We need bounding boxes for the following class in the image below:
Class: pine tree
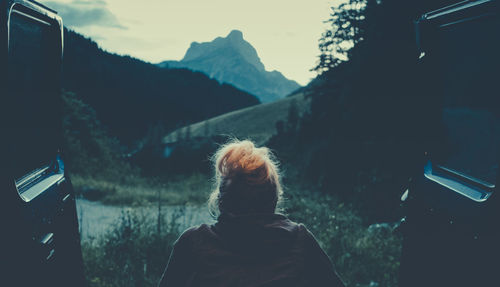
[314,0,368,73]
[286,99,299,133]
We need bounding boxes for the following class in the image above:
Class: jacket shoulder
[294,222,312,236]
[294,223,323,247]
[175,224,214,245]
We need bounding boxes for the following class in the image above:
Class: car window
[435,13,500,186]
[7,9,61,181]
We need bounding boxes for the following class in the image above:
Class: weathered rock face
[158,30,301,103]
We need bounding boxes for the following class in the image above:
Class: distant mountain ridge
[158,30,301,103]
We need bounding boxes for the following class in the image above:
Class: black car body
[0,0,84,286]
[400,1,500,286]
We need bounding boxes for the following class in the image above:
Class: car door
[0,1,84,286]
[399,1,500,287]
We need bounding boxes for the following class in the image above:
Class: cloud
[45,0,126,29]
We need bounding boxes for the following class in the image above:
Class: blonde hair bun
[208,139,283,217]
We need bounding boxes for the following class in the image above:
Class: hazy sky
[43,0,344,85]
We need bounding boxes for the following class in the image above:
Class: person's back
[159,140,345,287]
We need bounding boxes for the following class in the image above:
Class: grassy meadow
[163,92,310,145]
[78,175,402,287]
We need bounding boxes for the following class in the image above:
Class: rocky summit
[158,30,301,103]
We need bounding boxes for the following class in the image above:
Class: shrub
[82,209,185,287]
[285,186,401,287]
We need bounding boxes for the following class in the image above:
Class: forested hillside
[268,0,463,221]
[162,92,310,146]
[62,30,260,144]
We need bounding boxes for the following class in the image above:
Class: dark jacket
[158,213,345,287]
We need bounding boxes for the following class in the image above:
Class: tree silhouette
[203,120,210,137]
[286,99,299,133]
[314,0,368,73]
[275,120,285,136]
[184,125,191,141]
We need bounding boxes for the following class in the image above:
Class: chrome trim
[56,177,66,186]
[46,249,55,260]
[424,161,493,202]
[26,0,58,14]
[19,173,64,202]
[439,12,496,28]
[7,2,63,56]
[15,166,49,187]
[401,189,409,202]
[40,232,54,245]
[425,0,492,20]
[437,165,495,188]
[10,9,50,26]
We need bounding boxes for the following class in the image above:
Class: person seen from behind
[159,139,345,287]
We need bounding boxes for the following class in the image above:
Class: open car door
[0,1,84,286]
[400,1,500,286]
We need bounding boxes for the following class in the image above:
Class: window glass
[7,10,61,181]
[435,14,500,185]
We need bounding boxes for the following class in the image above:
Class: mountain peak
[181,29,265,72]
[159,30,301,103]
[227,29,243,40]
